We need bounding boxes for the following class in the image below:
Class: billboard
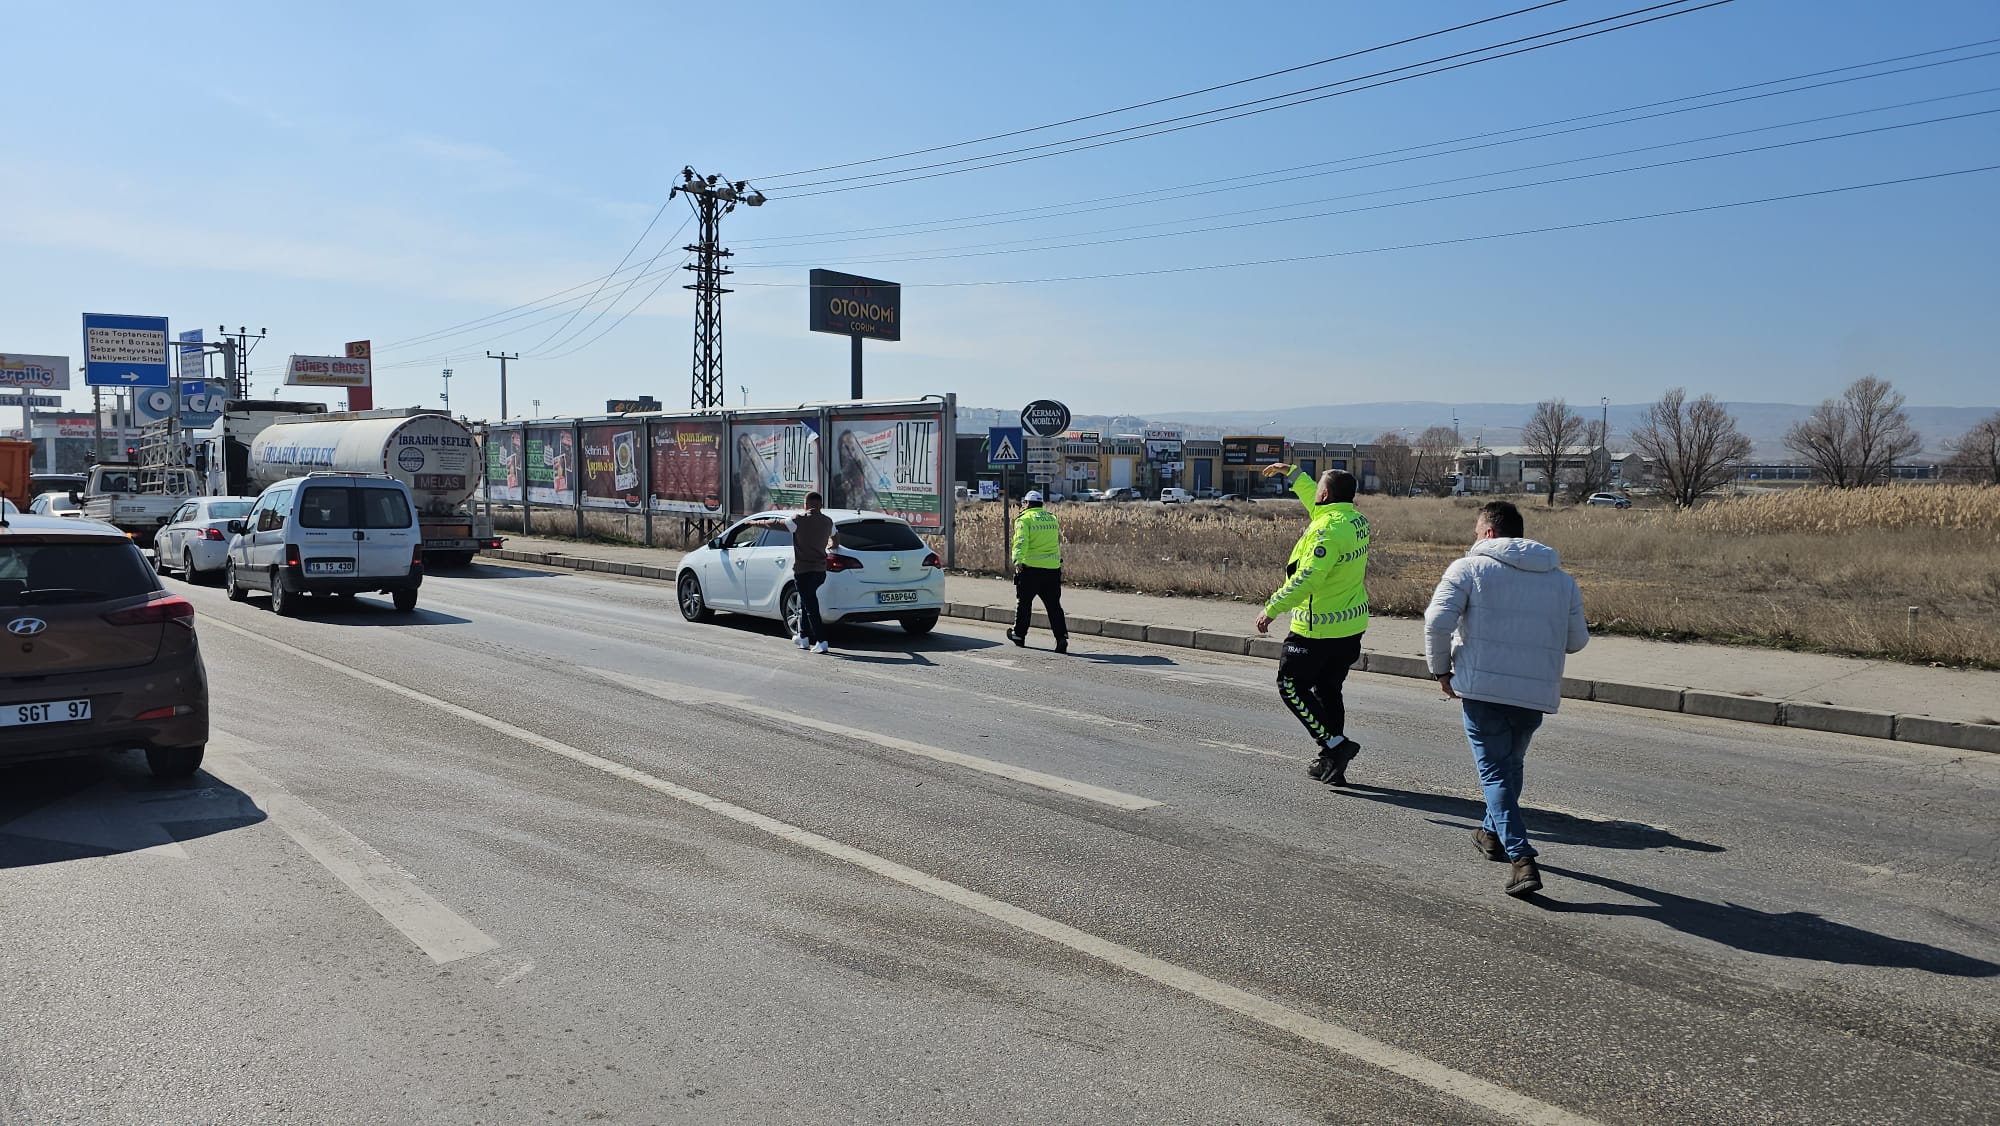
[729,418,820,515]
[830,414,942,529]
[1,353,70,390]
[525,426,574,504]
[809,269,901,341]
[486,428,524,502]
[133,384,228,428]
[1144,428,1183,464]
[285,354,372,387]
[1222,435,1286,466]
[647,419,723,515]
[580,423,643,510]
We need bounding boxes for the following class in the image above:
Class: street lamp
[440,368,453,414]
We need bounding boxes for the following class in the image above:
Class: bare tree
[1628,388,1753,508]
[1372,431,1415,496]
[1520,399,1585,506]
[1783,376,1923,487]
[1415,425,1461,495]
[1944,412,2000,484]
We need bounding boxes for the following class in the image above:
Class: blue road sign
[988,426,1025,466]
[82,313,171,388]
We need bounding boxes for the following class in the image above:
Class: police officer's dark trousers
[1276,632,1363,746]
[1013,566,1067,641]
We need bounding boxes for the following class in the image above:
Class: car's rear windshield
[836,519,925,551]
[207,501,253,519]
[0,540,161,607]
[298,486,413,530]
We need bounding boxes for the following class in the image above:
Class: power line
[749,1,1575,181]
[732,98,2000,268]
[729,165,1999,289]
[525,214,694,358]
[533,256,692,362]
[524,210,689,353]
[735,41,2000,250]
[761,0,1736,196]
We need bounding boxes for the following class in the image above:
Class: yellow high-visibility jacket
[1012,506,1062,569]
[1264,471,1370,638]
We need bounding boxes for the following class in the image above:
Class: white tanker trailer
[248,408,499,566]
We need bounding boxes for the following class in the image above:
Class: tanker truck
[248,408,500,566]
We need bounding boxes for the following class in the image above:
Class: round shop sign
[397,446,426,473]
[1020,399,1071,438]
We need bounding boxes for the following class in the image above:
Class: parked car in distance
[225,474,425,615]
[29,473,87,498]
[1195,488,1224,499]
[1,513,208,778]
[156,496,258,583]
[676,510,944,637]
[1219,493,1253,503]
[1100,487,1144,502]
[1585,492,1633,508]
[27,491,85,518]
[1159,488,1193,504]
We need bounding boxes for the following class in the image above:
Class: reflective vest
[1264,472,1370,638]
[1012,506,1062,569]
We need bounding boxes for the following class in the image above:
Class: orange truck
[0,439,33,511]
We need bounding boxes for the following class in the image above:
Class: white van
[223,474,425,615]
[1159,487,1193,504]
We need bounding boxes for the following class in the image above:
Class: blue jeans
[1461,699,1545,859]
[795,570,827,644]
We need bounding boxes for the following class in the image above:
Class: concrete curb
[482,549,2000,755]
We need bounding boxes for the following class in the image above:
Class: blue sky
[4,0,1996,423]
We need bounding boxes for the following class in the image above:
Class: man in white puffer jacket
[1424,501,1589,898]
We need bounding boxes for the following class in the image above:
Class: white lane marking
[590,669,1160,812]
[495,960,536,988]
[959,653,1022,671]
[1200,739,1302,761]
[205,619,1598,1126]
[206,733,502,965]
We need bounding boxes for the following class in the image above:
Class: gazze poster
[581,423,642,509]
[647,419,723,515]
[487,429,524,502]
[525,426,575,505]
[729,418,820,515]
[830,414,941,528]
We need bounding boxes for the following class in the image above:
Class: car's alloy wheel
[678,573,712,622]
[225,561,247,602]
[269,573,297,616]
[183,550,199,584]
[782,585,803,639]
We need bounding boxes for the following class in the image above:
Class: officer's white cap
[1024,490,1044,503]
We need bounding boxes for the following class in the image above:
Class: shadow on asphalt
[244,597,475,627]
[1530,865,2000,977]
[1335,782,1726,853]
[0,757,267,870]
[698,611,1004,656]
[440,563,564,580]
[1068,652,1179,666]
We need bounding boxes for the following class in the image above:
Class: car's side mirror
[226,520,247,536]
[708,537,724,550]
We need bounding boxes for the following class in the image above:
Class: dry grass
[950,488,2000,667]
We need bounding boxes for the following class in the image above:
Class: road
[3,561,1996,1124]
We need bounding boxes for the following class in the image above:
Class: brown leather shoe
[1505,857,1543,897]
[1472,828,1507,862]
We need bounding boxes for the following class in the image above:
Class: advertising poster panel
[525,426,575,505]
[580,422,643,509]
[729,418,820,515]
[830,413,942,528]
[647,419,723,515]
[1222,435,1286,466]
[486,428,524,502]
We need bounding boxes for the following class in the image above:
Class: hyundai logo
[6,617,48,637]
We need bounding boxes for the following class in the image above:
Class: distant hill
[959,401,1995,461]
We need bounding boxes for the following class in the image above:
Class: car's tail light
[285,544,303,570]
[412,545,425,566]
[201,527,226,540]
[135,704,197,721]
[825,553,863,572]
[103,592,195,630]
[922,552,941,569]
[485,539,502,549]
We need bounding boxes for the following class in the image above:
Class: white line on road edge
[205,617,1598,1125]
[590,669,1161,812]
[205,732,502,965]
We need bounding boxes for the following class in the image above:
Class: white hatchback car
[676,510,944,637]
[155,496,259,582]
[26,491,86,518]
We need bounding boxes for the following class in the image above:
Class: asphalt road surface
[3,561,1996,1125]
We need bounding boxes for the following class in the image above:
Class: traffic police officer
[1254,463,1371,784]
[1008,490,1069,653]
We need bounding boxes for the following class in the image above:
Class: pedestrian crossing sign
[988,426,1025,466]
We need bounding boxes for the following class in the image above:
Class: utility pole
[532,398,541,418]
[671,167,765,412]
[217,326,267,399]
[486,351,518,420]
[440,368,454,415]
